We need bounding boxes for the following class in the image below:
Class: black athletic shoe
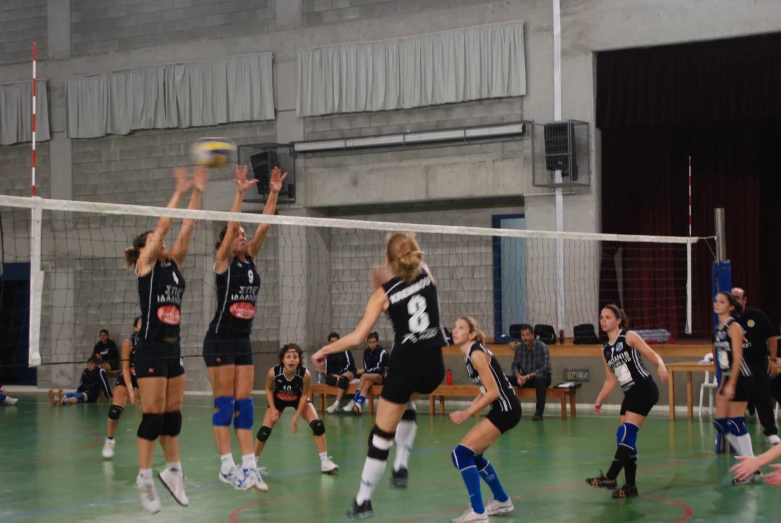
[585,471,617,489]
[390,467,408,488]
[346,499,374,520]
[611,484,638,498]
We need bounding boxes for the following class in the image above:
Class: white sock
[735,433,755,457]
[242,454,256,470]
[167,461,182,474]
[356,436,392,504]
[221,453,235,474]
[394,419,417,472]
[319,451,329,462]
[138,468,153,484]
[726,433,740,454]
[332,400,340,407]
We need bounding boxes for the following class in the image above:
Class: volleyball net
[0,194,710,388]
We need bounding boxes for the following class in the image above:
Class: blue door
[0,263,36,386]
[492,215,527,337]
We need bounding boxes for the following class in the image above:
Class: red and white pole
[688,155,692,237]
[31,42,37,197]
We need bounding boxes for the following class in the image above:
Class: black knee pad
[256,425,273,442]
[108,404,124,421]
[137,413,164,441]
[325,374,338,386]
[367,425,395,461]
[369,425,396,443]
[161,411,182,437]
[401,408,417,422]
[337,375,349,390]
[310,419,326,436]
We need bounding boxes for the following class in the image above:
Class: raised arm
[215,165,258,272]
[138,168,190,274]
[626,330,668,382]
[170,167,208,267]
[247,167,287,259]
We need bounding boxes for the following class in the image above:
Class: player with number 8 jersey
[312,232,447,520]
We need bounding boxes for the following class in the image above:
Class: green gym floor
[2,394,781,522]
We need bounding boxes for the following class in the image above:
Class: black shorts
[719,375,751,403]
[133,341,185,380]
[270,396,309,412]
[620,378,659,417]
[104,359,120,371]
[203,331,253,367]
[77,390,100,403]
[115,371,139,390]
[486,396,522,433]
[381,347,445,405]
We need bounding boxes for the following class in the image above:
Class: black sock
[624,452,638,487]
[606,445,632,480]
[107,436,113,440]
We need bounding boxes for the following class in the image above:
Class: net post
[28,201,43,368]
[685,239,692,334]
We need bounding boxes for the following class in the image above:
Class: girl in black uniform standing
[254,343,338,489]
[124,166,207,514]
[203,164,286,491]
[450,316,518,522]
[586,305,668,498]
[711,291,758,484]
[102,316,142,459]
[312,232,447,520]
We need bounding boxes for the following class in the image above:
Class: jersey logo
[172,272,179,285]
[248,270,254,284]
[747,319,755,328]
[615,342,624,352]
[157,305,181,325]
[230,302,256,319]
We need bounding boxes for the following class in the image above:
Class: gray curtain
[297,21,526,117]
[67,53,275,139]
[0,80,50,146]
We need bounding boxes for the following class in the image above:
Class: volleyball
[190,137,237,168]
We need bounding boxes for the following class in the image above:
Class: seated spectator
[48,357,113,405]
[0,383,18,406]
[506,324,552,421]
[93,329,120,372]
[322,332,357,414]
[344,332,389,414]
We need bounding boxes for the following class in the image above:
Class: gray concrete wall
[0,0,48,66]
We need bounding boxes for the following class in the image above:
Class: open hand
[269,167,288,194]
[192,166,209,192]
[173,167,191,194]
[657,364,669,383]
[234,164,258,193]
[764,464,781,486]
[730,455,761,481]
[291,416,299,434]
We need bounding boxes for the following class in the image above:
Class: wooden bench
[309,384,383,415]
[428,384,581,419]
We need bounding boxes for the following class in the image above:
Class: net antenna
[685,155,692,335]
[29,42,43,368]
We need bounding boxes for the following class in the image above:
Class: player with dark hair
[48,357,113,405]
[123,166,207,513]
[586,304,668,498]
[312,232,447,519]
[711,291,759,484]
[343,332,389,414]
[322,331,357,414]
[450,316,519,522]
[204,165,286,491]
[102,316,142,459]
[254,343,338,489]
[94,329,119,372]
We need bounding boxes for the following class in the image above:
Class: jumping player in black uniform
[204,164,286,492]
[323,332,357,414]
[343,332,389,414]
[254,343,338,488]
[102,316,142,459]
[586,305,668,498]
[48,357,113,405]
[312,232,447,520]
[123,166,208,514]
[450,316,518,522]
[711,291,758,484]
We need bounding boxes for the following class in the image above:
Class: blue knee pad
[728,417,748,436]
[451,444,476,471]
[0,392,7,403]
[713,418,730,435]
[212,396,234,427]
[234,398,254,430]
[616,422,639,453]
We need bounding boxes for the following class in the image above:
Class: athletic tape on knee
[713,418,730,435]
[234,398,254,430]
[310,419,326,436]
[325,374,338,387]
[337,375,349,390]
[728,417,749,436]
[256,425,272,442]
[368,434,393,461]
[616,422,639,452]
[451,444,476,471]
[137,413,164,441]
[212,396,234,427]
[161,411,182,437]
[108,404,124,421]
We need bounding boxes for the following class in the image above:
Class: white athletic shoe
[342,400,355,412]
[232,467,258,491]
[138,481,161,514]
[326,402,340,414]
[767,435,781,446]
[158,468,189,506]
[253,468,269,492]
[733,471,762,485]
[321,457,339,474]
[101,438,116,459]
[218,466,236,485]
[2,397,18,406]
[485,498,514,515]
[452,508,489,522]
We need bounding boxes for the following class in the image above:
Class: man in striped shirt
[506,324,552,421]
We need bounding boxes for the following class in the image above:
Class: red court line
[1,428,102,467]
[641,494,695,523]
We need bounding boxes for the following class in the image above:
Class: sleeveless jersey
[208,255,260,337]
[464,342,517,413]
[603,330,652,391]
[714,317,751,377]
[137,259,186,343]
[127,331,138,369]
[381,269,446,352]
[272,365,306,402]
